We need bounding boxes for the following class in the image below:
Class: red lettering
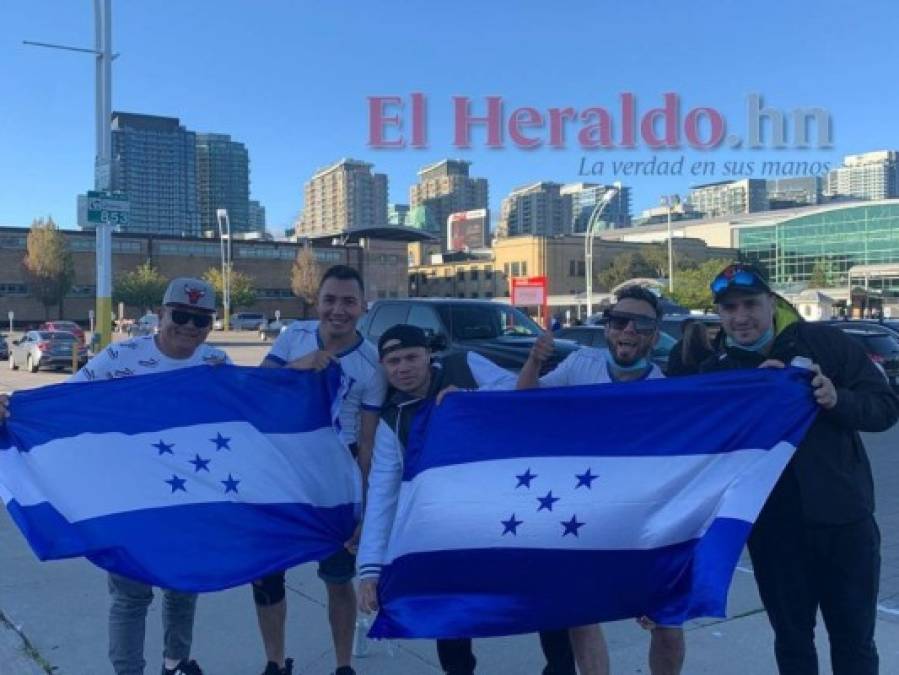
[685,107,725,149]
[509,107,544,149]
[640,93,679,148]
[453,96,504,148]
[367,96,404,148]
[548,107,576,148]
[577,108,614,148]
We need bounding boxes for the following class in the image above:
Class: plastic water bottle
[352,615,371,657]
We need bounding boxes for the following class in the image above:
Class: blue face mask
[606,352,650,375]
[726,326,774,352]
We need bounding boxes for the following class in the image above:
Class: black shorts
[252,548,356,606]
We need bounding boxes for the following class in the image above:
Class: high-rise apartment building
[295,159,388,236]
[561,183,632,232]
[497,182,567,237]
[409,160,488,239]
[766,177,822,209]
[99,112,201,237]
[688,179,768,218]
[196,133,250,235]
[826,151,899,201]
[248,200,266,233]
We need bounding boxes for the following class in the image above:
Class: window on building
[485,267,493,280]
[486,291,494,298]
[470,268,480,280]
[470,292,479,298]
[457,270,465,281]
[578,261,585,277]
[511,262,520,277]
[569,260,576,277]
[522,261,528,276]
[504,262,511,276]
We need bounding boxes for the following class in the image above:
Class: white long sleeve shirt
[357,351,516,580]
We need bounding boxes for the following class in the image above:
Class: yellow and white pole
[94,0,113,349]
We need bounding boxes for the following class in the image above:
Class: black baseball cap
[378,324,429,359]
[711,264,772,303]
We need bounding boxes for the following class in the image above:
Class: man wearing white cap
[68,277,230,675]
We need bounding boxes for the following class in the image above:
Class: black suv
[359,299,579,373]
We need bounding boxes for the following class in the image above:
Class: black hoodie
[701,318,899,524]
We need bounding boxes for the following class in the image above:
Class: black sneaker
[261,659,294,675]
[333,667,355,675]
[162,659,204,675]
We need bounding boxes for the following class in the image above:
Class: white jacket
[357,351,516,580]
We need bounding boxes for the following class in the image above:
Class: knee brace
[252,571,286,606]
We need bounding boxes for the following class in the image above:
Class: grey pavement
[1,337,898,673]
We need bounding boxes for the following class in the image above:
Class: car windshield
[445,304,542,340]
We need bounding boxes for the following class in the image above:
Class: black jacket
[700,321,899,524]
[380,351,478,448]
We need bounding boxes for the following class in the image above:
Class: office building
[826,151,899,201]
[196,133,250,235]
[497,182,567,237]
[561,183,632,232]
[409,159,488,240]
[248,200,266,233]
[687,179,768,218]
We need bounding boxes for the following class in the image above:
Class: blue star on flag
[152,440,175,456]
[501,514,523,535]
[575,468,599,489]
[561,514,585,537]
[165,474,187,493]
[222,473,240,493]
[189,454,211,472]
[515,468,537,488]
[537,491,560,512]
[210,432,231,451]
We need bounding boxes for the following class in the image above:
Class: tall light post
[661,194,681,294]
[25,0,115,348]
[216,209,232,330]
[584,183,620,317]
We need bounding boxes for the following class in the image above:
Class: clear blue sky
[1,0,896,233]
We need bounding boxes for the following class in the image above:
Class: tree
[22,216,75,319]
[669,258,736,310]
[113,262,168,313]
[597,252,657,291]
[291,246,321,318]
[808,259,830,288]
[203,266,257,310]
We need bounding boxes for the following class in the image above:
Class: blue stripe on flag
[370,517,750,639]
[402,367,815,480]
[0,365,341,452]
[5,499,356,592]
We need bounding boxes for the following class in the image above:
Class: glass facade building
[736,203,899,287]
[106,112,200,237]
[196,133,251,235]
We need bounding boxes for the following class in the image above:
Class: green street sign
[87,190,130,226]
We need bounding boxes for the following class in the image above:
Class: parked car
[824,318,899,339]
[0,334,8,361]
[258,319,297,341]
[359,299,579,373]
[129,312,159,337]
[555,325,678,372]
[831,324,899,390]
[230,312,267,331]
[39,320,86,345]
[8,330,89,373]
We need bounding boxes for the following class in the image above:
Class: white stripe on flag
[0,421,360,521]
[386,442,795,561]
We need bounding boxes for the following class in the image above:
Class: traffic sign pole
[96,223,112,349]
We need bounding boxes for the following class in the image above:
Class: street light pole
[25,0,115,349]
[216,209,231,330]
[661,194,680,294]
[584,184,620,318]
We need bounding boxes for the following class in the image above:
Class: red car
[40,321,86,345]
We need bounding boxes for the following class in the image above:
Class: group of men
[0,261,895,675]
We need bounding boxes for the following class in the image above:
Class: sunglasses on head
[710,266,764,295]
[604,311,658,334]
[170,310,212,328]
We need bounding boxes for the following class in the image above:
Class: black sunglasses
[170,310,212,328]
[604,311,658,335]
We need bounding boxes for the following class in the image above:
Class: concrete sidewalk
[1,515,898,675]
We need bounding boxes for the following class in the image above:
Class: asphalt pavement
[1,333,898,674]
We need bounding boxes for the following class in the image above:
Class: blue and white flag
[370,367,818,639]
[0,365,361,592]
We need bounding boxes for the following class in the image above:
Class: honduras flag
[0,366,360,592]
[370,367,818,639]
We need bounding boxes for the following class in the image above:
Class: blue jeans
[107,573,198,675]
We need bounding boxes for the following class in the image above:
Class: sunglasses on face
[710,267,763,295]
[605,312,658,334]
[170,310,212,328]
